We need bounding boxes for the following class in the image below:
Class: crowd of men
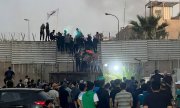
[3,67,176,108]
[40,23,103,73]
[40,23,103,54]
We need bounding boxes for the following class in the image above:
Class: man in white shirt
[24,75,28,87]
[48,83,60,108]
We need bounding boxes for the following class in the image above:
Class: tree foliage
[130,15,168,40]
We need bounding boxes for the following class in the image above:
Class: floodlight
[104,64,108,67]
[113,65,119,71]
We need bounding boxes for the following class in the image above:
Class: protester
[74,51,81,72]
[65,34,70,52]
[45,22,50,41]
[30,79,36,88]
[16,79,25,88]
[104,83,111,95]
[59,32,65,52]
[110,79,121,108]
[48,83,60,108]
[36,79,41,88]
[69,35,74,55]
[163,73,173,92]
[160,81,173,102]
[78,83,86,108]
[93,36,98,52]
[85,34,93,50]
[115,82,133,108]
[150,69,164,83]
[70,82,80,108]
[96,78,110,108]
[143,81,173,108]
[6,80,14,88]
[4,67,15,85]
[24,75,29,87]
[59,82,70,108]
[40,23,45,41]
[138,84,149,108]
[2,68,176,108]
[82,81,99,108]
[50,30,56,41]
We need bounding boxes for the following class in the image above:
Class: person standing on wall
[40,23,45,41]
[4,67,15,85]
[45,22,50,41]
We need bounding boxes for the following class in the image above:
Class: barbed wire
[0,32,37,41]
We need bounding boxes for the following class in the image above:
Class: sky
[0,0,179,40]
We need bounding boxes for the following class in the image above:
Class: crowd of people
[3,66,177,108]
[40,23,103,73]
[40,23,103,54]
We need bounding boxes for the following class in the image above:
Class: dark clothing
[60,36,65,52]
[79,38,84,50]
[45,24,50,41]
[56,36,61,51]
[71,87,80,102]
[16,83,25,88]
[85,40,93,50]
[74,53,81,72]
[50,32,55,40]
[160,89,173,101]
[163,75,173,91]
[93,38,98,52]
[69,39,74,55]
[31,83,36,88]
[151,73,164,83]
[5,70,15,80]
[144,92,172,108]
[96,87,110,108]
[70,87,80,108]
[132,88,143,108]
[40,24,45,41]
[110,87,121,107]
[59,86,69,108]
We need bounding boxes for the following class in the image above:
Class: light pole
[105,13,120,40]
[24,19,30,41]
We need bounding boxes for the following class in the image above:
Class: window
[155,10,162,17]
[0,92,21,102]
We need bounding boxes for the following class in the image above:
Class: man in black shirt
[45,22,50,41]
[40,23,45,41]
[93,36,99,52]
[56,32,63,51]
[150,70,164,83]
[50,30,55,41]
[16,79,25,88]
[74,51,81,72]
[96,79,110,108]
[143,81,172,108]
[4,67,15,85]
[59,82,69,108]
[110,79,121,108]
[160,82,173,102]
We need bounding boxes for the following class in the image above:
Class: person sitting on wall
[50,30,56,41]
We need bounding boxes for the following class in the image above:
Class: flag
[47,8,59,20]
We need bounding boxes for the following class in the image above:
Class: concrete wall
[0,62,75,87]
[1,40,180,86]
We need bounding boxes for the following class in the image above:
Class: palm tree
[130,15,168,40]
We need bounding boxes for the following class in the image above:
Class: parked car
[0,88,54,108]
